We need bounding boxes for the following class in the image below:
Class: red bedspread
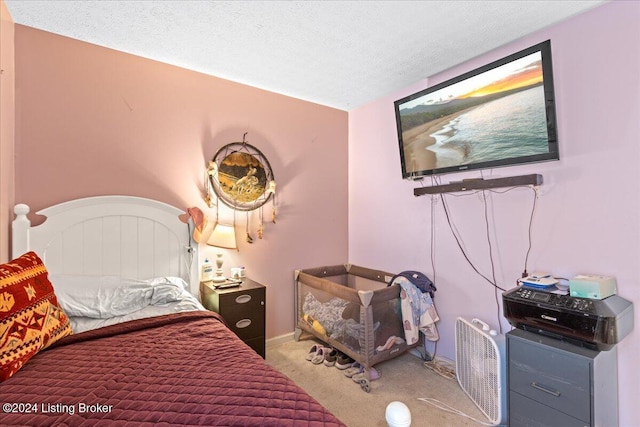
[0,311,345,426]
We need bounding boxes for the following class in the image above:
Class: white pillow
[48,275,191,319]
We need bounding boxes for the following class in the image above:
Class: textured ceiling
[5,0,605,111]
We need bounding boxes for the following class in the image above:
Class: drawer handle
[530,382,561,397]
[236,319,252,329]
[235,294,252,304]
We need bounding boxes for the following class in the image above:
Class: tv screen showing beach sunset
[397,47,556,178]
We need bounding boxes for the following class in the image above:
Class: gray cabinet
[507,329,618,427]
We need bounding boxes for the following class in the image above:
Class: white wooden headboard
[12,195,199,294]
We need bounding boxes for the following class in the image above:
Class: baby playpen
[294,264,418,390]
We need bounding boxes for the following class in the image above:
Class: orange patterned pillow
[0,251,72,381]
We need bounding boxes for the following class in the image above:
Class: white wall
[348,2,640,425]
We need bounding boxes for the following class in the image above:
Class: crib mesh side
[296,271,363,357]
[295,266,414,369]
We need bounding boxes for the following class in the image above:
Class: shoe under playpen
[294,264,419,392]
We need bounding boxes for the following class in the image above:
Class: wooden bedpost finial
[14,204,30,217]
[12,204,31,257]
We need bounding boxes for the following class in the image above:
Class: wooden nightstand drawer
[222,302,265,341]
[244,336,266,360]
[200,278,266,358]
[217,287,264,312]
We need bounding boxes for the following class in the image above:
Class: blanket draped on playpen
[394,276,440,344]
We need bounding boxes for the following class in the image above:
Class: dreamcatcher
[204,133,276,243]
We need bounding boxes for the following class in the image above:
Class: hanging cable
[430,194,438,287]
[417,398,494,426]
[480,189,503,333]
[483,185,538,279]
[184,220,195,286]
[522,185,538,278]
[428,177,438,285]
[439,192,506,292]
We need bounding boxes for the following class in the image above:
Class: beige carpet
[266,338,490,427]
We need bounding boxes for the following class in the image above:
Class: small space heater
[454,317,506,426]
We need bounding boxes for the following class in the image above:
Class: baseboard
[266,332,295,349]
[408,347,455,366]
[434,355,455,366]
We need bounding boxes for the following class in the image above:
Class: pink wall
[0,0,15,262]
[13,26,349,339]
[349,1,639,425]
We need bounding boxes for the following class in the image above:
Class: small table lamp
[206,223,237,283]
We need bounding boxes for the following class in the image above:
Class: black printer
[502,286,634,350]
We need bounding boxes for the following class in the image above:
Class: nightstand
[200,278,266,358]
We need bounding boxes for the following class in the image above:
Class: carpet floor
[266,338,493,427]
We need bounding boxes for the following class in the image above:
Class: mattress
[0,311,345,426]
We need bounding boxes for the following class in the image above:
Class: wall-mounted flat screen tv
[394,40,559,179]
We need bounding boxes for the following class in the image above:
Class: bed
[0,195,345,426]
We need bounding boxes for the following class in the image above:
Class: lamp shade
[206,223,237,249]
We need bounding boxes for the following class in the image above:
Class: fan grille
[455,317,504,425]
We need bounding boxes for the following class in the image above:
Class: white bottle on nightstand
[201,258,214,281]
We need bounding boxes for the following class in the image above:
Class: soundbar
[414,174,543,196]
